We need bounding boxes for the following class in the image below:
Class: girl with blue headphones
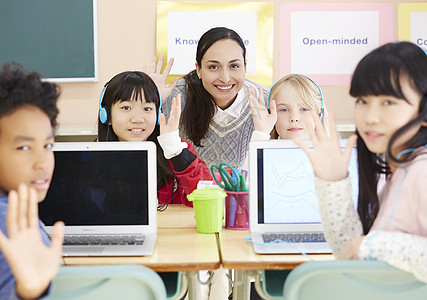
[249,74,329,141]
[98,71,212,207]
[295,42,427,282]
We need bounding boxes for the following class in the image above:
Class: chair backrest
[158,271,187,300]
[283,260,427,300]
[48,265,167,300]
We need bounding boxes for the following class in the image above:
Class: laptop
[39,141,157,256]
[249,139,358,254]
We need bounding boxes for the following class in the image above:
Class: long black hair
[97,71,173,189]
[350,42,427,234]
[181,27,246,146]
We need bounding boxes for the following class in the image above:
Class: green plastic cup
[187,186,227,233]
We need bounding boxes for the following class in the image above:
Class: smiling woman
[195,39,247,110]
[154,27,269,169]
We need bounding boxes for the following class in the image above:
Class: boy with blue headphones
[0,63,64,299]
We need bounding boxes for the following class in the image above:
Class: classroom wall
[55,0,423,137]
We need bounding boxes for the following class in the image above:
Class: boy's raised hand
[159,94,181,136]
[248,86,277,134]
[143,55,179,101]
[0,184,64,300]
[293,111,357,182]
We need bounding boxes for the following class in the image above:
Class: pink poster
[279,3,393,86]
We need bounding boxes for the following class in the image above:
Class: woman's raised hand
[143,55,179,100]
[293,111,357,182]
[159,94,181,136]
[248,86,277,134]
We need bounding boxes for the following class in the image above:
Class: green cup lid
[187,186,227,201]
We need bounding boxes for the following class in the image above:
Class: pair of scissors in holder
[210,162,240,191]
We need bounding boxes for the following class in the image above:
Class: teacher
[151,27,269,169]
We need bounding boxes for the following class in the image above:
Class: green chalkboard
[0,0,97,81]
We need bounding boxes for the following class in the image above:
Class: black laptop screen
[39,150,149,226]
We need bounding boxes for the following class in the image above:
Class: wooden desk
[219,229,334,300]
[157,204,196,229]
[64,228,218,271]
[64,228,220,300]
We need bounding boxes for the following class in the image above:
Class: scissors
[210,162,241,191]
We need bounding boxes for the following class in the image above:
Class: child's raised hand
[0,184,64,299]
[143,55,179,101]
[249,86,277,134]
[294,111,357,182]
[159,94,181,136]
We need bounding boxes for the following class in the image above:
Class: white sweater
[315,148,427,283]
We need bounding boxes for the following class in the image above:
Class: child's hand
[143,55,179,100]
[0,184,64,300]
[339,236,365,260]
[159,94,181,136]
[294,111,357,182]
[249,86,277,134]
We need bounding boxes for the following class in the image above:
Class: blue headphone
[267,74,324,121]
[98,83,108,124]
[98,82,162,125]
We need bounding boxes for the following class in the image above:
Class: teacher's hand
[159,94,181,136]
[143,55,179,100]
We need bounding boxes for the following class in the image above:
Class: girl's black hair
[350,42,427,234]
[97,71,172,189]
[181,27,246,146]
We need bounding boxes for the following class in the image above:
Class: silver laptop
[39,142,157,256]
[249,139,358,254]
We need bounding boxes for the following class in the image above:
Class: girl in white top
[295,42,427,282]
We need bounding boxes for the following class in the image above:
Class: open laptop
[39,142,157,256]
[249,139,358,254]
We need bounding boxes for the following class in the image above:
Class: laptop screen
[39,149,150,226]
[256,145,359,224]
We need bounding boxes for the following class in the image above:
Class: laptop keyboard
[262,233,325,243]
[62,234,145,246]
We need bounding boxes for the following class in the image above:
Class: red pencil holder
[225,191,249,230]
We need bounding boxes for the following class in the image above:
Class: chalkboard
[0,0,97,82]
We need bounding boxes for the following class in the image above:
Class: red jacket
[157,139,212,206]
